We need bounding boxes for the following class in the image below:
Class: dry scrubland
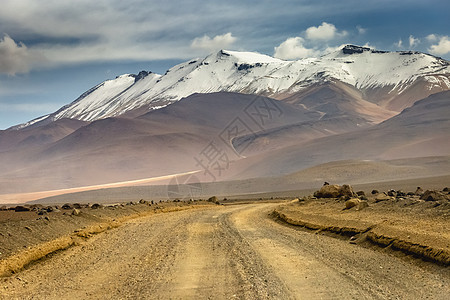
[274,184,450,265]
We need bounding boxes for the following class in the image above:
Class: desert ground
[0,180,449,299]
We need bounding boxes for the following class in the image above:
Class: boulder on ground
[340,185,355,198]
[345,198,361,209]
[314,184,355,199]
[62,203,72,210]
[375,193,392,202]
[396,190,406,197]
[72,209,81,216]
[314,184,340,198]
[14,206,30,212]
[90,203,102,209]
[415,187,424,195]
[357,201,369,211]
[387,190,396,197]
[208,196,218,202]
[420,190,447,201]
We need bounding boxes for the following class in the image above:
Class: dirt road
[1,203,449,299]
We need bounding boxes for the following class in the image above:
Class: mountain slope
[0,119,87,152]
[0,93,323,193]
[17,45,450,128]
[234,90,450,178]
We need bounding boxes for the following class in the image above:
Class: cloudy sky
[0,0,449,129]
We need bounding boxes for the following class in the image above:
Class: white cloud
[356,25,366,35]
[305,22,347,41]
[191,33,236,52]
[0,35,44,75]
[395,39,403,48]
[274,37,320,60]
[274,22,349,59]
[426,34,438,42]
[409,35,420,48]
[428,36,450,56]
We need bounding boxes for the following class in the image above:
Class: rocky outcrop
[314,184,355,199]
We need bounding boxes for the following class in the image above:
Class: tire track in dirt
[1,203,449,299]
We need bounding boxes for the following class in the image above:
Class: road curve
[1,203,449,299]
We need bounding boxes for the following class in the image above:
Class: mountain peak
[214,49,282,63]
[341,44,373,54]
[13,45,450,129]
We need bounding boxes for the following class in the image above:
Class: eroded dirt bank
[274,185,450,266]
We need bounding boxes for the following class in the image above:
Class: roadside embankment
[273,185,450,265]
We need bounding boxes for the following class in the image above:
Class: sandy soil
[22,173,450,207]
[0,201,213,264]
[0,171,200,205]
[1,202,449,299]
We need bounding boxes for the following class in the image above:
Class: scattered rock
[415,187,424,195]
[72,203,82,209]
[90,203,102,209]
[345,198,361,209]
[375,193,392,202]
[0,205,7,211]
[29,204,43,211]
[357,201,369,211]
[72,209,81,216]
[62,203,72,210]
[371,190,379,195]
[396,190,406,197]
[208,196,218,202]
[356,191,365,197]
[37,210,47,215]
[420,190,447,202]
[340,185,355,198]
[14,206,30,212]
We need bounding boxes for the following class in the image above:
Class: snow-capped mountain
[16,45,450,128]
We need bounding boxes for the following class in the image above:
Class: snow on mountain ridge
[16,45,450,128]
